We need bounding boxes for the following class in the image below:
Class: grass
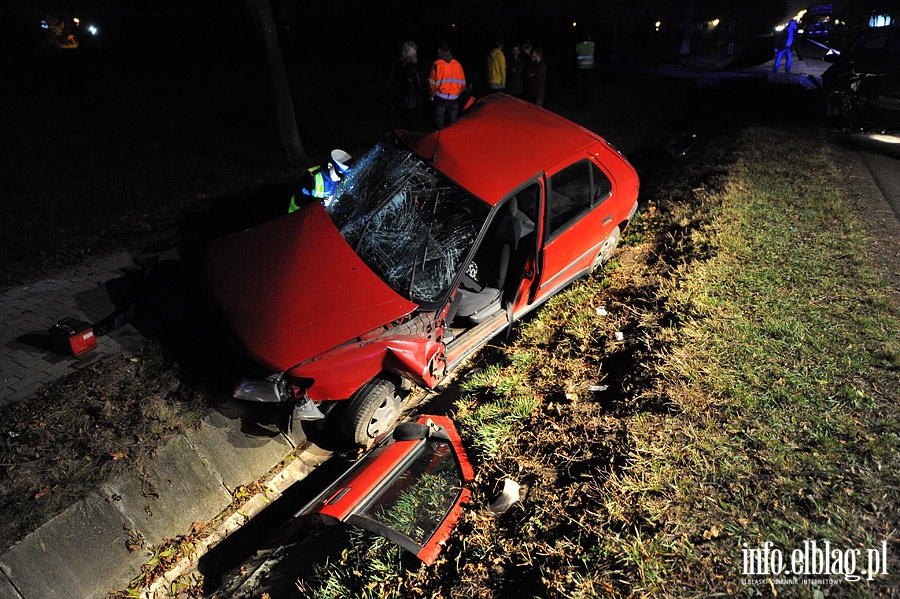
[625,126,900,596]
[294,123,900,598]
[0,342,210,553]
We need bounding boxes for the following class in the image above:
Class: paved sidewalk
[0,250,307,599]
[1,251,146,406]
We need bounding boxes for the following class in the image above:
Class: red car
[206,94,640,445]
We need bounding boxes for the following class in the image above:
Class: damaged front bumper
[233,375,325,421]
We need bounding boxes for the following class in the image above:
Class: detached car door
[534,155,617,302]
[300,415,474,565]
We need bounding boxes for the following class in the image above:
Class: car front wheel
[341,377,403,446]
[592,226,621,271]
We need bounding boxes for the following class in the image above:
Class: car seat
[453,199,528,325]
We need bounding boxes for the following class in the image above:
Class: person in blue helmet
[772,19,798,76]
[288,149,352,213]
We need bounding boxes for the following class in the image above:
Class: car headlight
[233,375,289,403]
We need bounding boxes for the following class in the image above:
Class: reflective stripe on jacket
[288,167,335,213]
[576,40,595,69]
[429,59,466,99]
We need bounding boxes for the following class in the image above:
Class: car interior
[446,184,538,337]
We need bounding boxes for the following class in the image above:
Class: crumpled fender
[383,338,445,389]
[287,336,445,401]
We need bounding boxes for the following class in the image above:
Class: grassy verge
[295,124,900,598]
[611,126,900,596]
[0,343,209,553]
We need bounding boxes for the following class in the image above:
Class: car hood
[206,201,418,372]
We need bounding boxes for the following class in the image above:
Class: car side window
[546,159,612,238]
[592,161,613,205]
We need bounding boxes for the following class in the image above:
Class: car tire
[592,226,621,271]
[341,377,403,446]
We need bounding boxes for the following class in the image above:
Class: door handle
[603,214,613,224]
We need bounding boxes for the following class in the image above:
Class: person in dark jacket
[527,47,547,107]
[391,40,425,131]
[507,44,526,97]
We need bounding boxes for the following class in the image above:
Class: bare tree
[679,0,696,55]
[245,0,305,166]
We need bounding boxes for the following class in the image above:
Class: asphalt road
[853,133,900,220]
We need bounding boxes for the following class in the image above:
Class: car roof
[399,94,606,206]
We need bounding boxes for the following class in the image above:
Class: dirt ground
[833,139,900,302]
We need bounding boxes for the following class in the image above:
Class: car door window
[546,159,612,239]
[592,162,613,205]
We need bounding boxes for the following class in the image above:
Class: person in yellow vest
[487,39,506,92]
[287,149,352,213]
[575,34,595,110]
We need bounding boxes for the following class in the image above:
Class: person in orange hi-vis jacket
[429,43,466,130]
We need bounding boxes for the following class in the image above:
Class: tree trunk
[680,0,696,56]
[245,0,305,166]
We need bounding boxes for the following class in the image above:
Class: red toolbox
[48,318,98,356]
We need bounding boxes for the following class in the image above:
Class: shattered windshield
[327,138,490,305]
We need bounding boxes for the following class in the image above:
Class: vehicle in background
[206,93,640,446]
[801,4,833,39]
[823,25,900,132]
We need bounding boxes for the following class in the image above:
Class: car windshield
[326,137,490,305]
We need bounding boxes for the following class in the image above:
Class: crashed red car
[206,93,640,445]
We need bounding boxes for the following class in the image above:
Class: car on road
[206,93,640,445]
[823,25,900,131]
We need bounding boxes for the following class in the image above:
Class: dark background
[2,0,877,285]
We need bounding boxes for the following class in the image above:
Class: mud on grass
[0,341,210,553]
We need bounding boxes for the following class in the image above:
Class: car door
[300,415,473,566]
[533,156,616,303]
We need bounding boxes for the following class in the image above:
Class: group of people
[392,40,466,132]
[289,38,555,210]
[392,39,549,132]
[484,40,547,107]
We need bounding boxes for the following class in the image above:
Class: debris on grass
[293,124,900,598]
[0,341,211,553]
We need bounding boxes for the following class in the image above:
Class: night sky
[9,0,806,64]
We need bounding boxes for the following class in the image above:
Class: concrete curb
[142,443,334,598]
[0,401,307,599]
